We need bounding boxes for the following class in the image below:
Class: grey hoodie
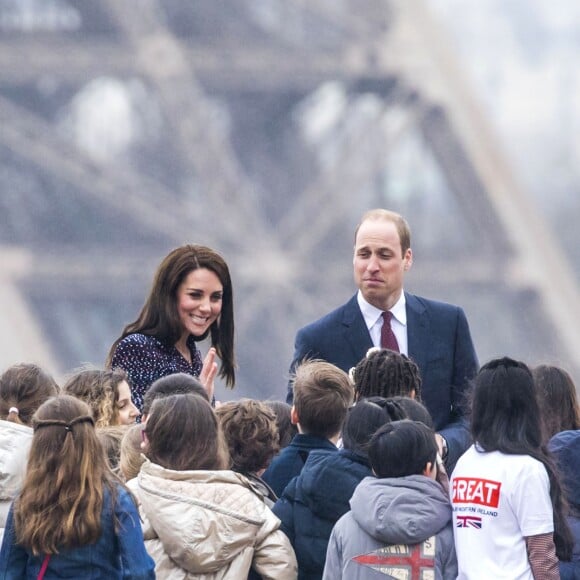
[323,475,457,579]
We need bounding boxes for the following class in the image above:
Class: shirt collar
[357,290,407,329]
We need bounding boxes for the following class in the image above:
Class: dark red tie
[381,311,400,352]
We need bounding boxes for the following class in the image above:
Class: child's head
[98,425,128,474]
[471,357,541,452]
[0,363,59,425]
[216,399,279,475]
[388,396,434,428]
[292,360,354,439]
[533,364,580,440]
[142,373,209,420]
[548,430,580,517]
[265,400,297,448]
[120,424,146,482]
[143,394,228,471]
[15,395,113,554]
[342,398,404,457]
[369,420,438,479]
[63,367,138,427]
[351,348,422,402]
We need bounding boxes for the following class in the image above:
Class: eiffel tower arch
[0,0,578,394]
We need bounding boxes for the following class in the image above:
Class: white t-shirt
[450,445,553,580]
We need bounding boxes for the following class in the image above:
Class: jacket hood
[0,420,32,500]
[350,475,451,545]
[137,460,281,574]
[299,449,371,520]
[548,429,580,510]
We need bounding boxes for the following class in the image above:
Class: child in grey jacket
[323,420,457,580]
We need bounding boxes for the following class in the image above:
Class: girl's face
[176,268,223,339]
[116,380,139,425]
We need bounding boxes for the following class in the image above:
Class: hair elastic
[34,416,95,433]
[8,407,19,415]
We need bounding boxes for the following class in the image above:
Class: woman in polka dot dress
[107,244,236,412]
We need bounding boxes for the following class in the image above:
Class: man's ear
[403,248,413,271]
[290,405,299,426]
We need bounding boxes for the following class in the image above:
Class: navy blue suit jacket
[287,292,479,468]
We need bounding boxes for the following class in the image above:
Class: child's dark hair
[144,394,228,471]
[352,348,422,402]
[369,420,438,478]
[342,398,405,457]
[388,396,434,428]
[265,400,297,448]
[292,360,353,439]
[472,357,573,560]
[0,363,59,425]
[532,364,580,441]
[142,373,208,416]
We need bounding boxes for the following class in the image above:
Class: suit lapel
[342,295,373,363]
[406,292,429,373]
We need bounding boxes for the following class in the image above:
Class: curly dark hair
[352,348,422,402]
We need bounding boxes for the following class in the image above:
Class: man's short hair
[142,373,208,416]
[354,209,411,254]
[292,360,354,439]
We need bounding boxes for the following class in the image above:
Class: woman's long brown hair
[106,244,235,387]
[14,395,119,555]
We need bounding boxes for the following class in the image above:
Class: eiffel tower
[0,0,578,395]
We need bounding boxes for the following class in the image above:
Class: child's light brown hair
[120,424,146,481]
[14,395,121,555]
[292,360,354,439]
[63,367,127,427]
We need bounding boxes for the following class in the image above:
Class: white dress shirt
[357,290,408,355]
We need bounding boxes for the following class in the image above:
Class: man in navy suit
[287,209,479,469]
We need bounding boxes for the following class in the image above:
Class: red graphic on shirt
[352,538,435,578]
[451,477,501,508]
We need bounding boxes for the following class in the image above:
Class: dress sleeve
[110,335,158,412]
[111,335,150,376]
[0,504,28,579]
[115,488,156,580]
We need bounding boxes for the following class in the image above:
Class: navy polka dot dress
[110,333,203,413]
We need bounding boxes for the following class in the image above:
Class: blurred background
[0,0,579,398]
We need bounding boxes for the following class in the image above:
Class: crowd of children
[0,351,579,579]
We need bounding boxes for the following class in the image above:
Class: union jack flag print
[456,515,482,529]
